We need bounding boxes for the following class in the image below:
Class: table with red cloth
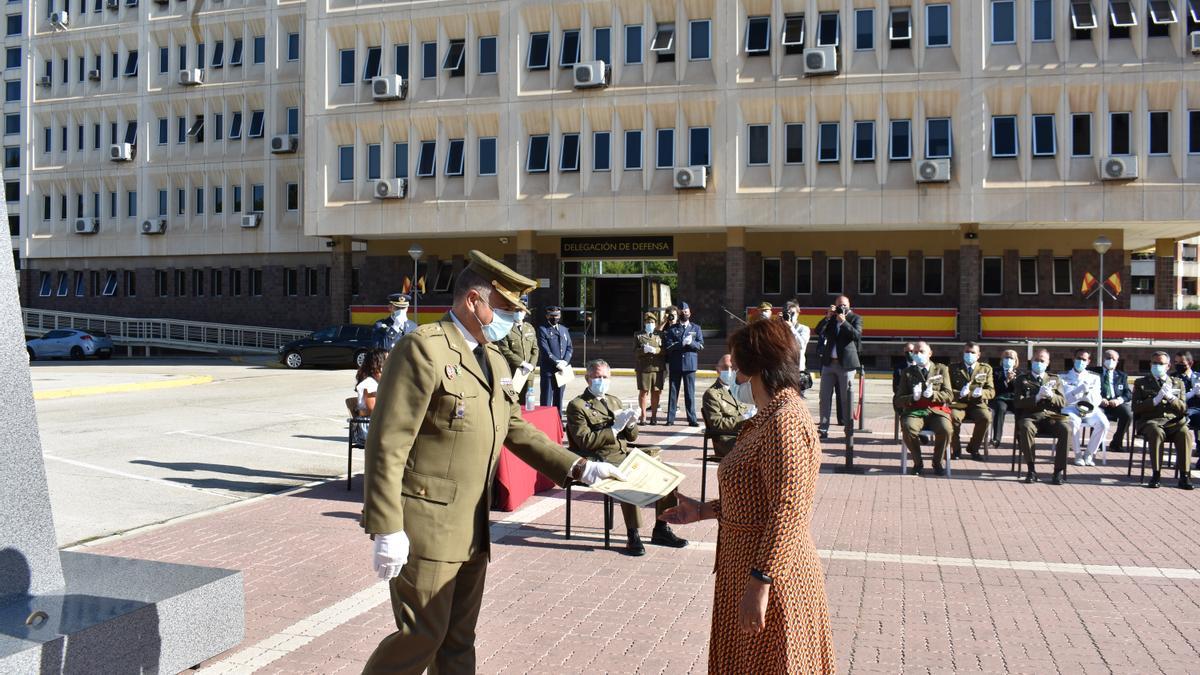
[493,406,565,511]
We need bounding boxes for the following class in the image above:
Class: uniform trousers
[364,552,489,675]
[900,413,951,468]
[1062,406,1109,460]
[1138,418,1194,473]
[667,370,698,424]
[539,371,564,414]
[1016,416,1071,472]
[951,406,992,456]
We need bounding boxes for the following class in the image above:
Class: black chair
[346,416,370,490]
[700,429,721,503]
[953,414,991,459]
[1128,422,1181,483]
[563,480,614,549]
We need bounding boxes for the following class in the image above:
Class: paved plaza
[32,359,1200,674]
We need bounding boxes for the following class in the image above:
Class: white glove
[1191,382,1200,397]
[1036,385,1052,401]
[960,384,971,398]
[921,384,933,399]
[972,387,984,398]
[1161,387,1177,402]
[578,460,628,486]
[642,344,655,354]
[611,409,636,433]
[683,334,694,346]
[556,360,569,372]
[519,362,533,375]
[741,405,757,420]
[373,531,410,580]
[912,384,922,400]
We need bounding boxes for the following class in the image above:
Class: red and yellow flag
[1080,272,1098,296]
[401,276,412,294]
[1104,273,1122,297]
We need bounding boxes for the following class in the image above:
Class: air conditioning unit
[673,166,707,190]
[73,218,98,234]
[87,69,101,81]
[240,214,261,228]
[109,143,133,161]
[50,10,69,27]
[803,46,838,76]
[105,0,118,8]
[37,75,51,87]
[269,135,298,154]
[140,218,166,235]
[370,75,406,101]
[573,60,610,89]
[374,178,407,199]
[914,158,951,183]
[179,69,204,86]
[1100,156,1138,181]
[1190,31,1200,54]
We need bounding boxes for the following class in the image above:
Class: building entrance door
[561,260,678,336]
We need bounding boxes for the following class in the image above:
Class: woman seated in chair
[347,349,387,444]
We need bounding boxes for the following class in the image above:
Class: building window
[211,41,224,68]
[478,36,496,75]
[560,29,581,67]
[624,24,643,64]
[250,269,262,296]
[926,4,951,47]
[853,121,875,162]
[745,16,770,54]
[56,272,70,297]
[364,46,382,80]
[1148,111,1170,156]
[923,257,943,295]
[558,133,580,172]
[1018,257,1038,294]
[783,14,806,53]
[212,269,223,297]
[688,19,711,60]
[818,122,839,163]
[1052,258,1072,295]
[889,119,912,160]
[195,187,205,215]
[394,44,408,79]
[214,186,223,214]
[650,24,675,61]
[593,131,611,171]
[304,268,319,296]
[859,257,876,295]
[1032,114,1056,157]
[5,47,19,70]
[890,8,912,47]
[992,0,1016,44]
[688,127,710,167]
[233,185,242,212]
[443,40,465,76]
[1149,0,1178,27]
[477,137,496,176]
[231,269,242,296]
[891,257,908,294]
[38,272,51,297]
[817,12,840,47]
[285,268,298,296]
[655,128,674,169]
[155,270,167,297]
[1109,0,1137,28]
[991,116,1018,157]
[1072,1,1099,30]
[252,184,264,212]
[1032,0,1055,41]
[826,257,844,295]
[367,143,381,180]
[1110,111,1131,155]
[248,111,264,138]
[762,258,781,295]
[421,41,437,78]
[623,129,642,170]
[127,191,137,218]
[1071,113,1092,156]
[982,257,1003,295]
[393,142,408,178]
[527,32,550,70]
[124,270,136,297]
[442,137,464,175]
[193,269,205,297]
[286,107,299,137]
[854,9,874,50]
[174,270,186,297]
[526,134,549,173]
[4,80,18,102]
[337,145,353,182]
[747,124,769,166]
[284,33,299,62]
[926,118,952,159]
[417,140,436,177]
[338,49,354,85]
[1189,110,1200,154]
[252,36,266,64]
[795,258,812,294]
[784,123,804,164]
[5,14,19,36]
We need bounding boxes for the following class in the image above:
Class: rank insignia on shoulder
[446,365,458,380]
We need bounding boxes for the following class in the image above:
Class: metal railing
[21,308,311,354]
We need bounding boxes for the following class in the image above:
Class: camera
[836,306,846,316]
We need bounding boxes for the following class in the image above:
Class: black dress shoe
[932,465,946,476]
[1108,444,1124,454]
[909,466,924,476]
[688,421,699,427]
[1148,472,1161,489]
[1022,470,1038,484]
[951,451,962,460]
[1178,478,1194,490]
[1051,470,1065,485]
[625,530,646,556]
[819,430,829,440]
[650,523,688,548]
[969,450,982,461]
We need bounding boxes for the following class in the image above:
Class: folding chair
[700,429,721,502]
[346,416,370,490]
[564,480,615,549]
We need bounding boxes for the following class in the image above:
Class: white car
[26,329,114,361]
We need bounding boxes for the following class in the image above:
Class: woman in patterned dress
[662,318,836,674]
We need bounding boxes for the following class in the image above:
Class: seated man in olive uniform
[1013,348,1072,485]
[566,359,688,556]
[893,341,954,476]
[702,353,753,458]
[949,341,994,461]
[1133,350,1195,489]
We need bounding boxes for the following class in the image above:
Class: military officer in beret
[893,341,954,476]
[1133,351,1194,489]
[1013,348,1072,485]
[567,359,688,556]
[497,295,538,400]
[537,306,573,414]
[372,293,419,352]
[634,312,666,425]
[702,353,753,458]
[362,251,626,673]
[949,341,994,461]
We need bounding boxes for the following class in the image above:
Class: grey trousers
[819,362,854,433]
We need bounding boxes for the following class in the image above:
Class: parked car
[26,329,114,361]
[279,325,375,369]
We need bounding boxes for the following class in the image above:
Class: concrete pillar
[1155,238,1178,310]
[725,227,746,336]
[516,229,536,278]
[329,236,353,324]
[958,224,981,340]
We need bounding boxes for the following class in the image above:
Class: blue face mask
[731,375,757,406]
[1150,363,1167,379]
[1030,361,1046,375]
[589,377,609,397]
[1001,357,1015,371]
[1073,359,1087,373]
[914,352,929,366]
[478,306,516,343]
[963,353,977,366]
[719,369,736,386]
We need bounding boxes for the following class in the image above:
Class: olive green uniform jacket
[1132,375,1188,425]
[1013,372,1067,419]
[634,332,666,374]
[893,363,955,419]
[701,381,748,457]
[949,362,996,410]
[497,321,538,375]
[566,389,639,461]
[362,314,578,563]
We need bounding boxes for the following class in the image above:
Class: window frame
[852,120,875,162]
[366,142,382,181]
[889,119,912,160]
[688,19,711,61]
[1110,111,1132,156]
[795,258,813,295]
[889,7,913,41]
[826,257,844,295]
[991,0,1017,44]
[761,257,782,295]
[991,115,1019,158]
[286,33,300,62]
[745,16,771,54]
[1032,0,1055,41]
[623,129,643,170]
[1052,257,1073,295]
[526,134,550,173]
[444,138,465,177]
[687,126,711,167]
[593,131,612,172]
[925,4,952,47]
[925,118,953,159]
[655,128,674,170]
[854,8,874,51]
[416,140,437,177]
[747,124,770,166]
[337,145,354,182]
[890,256,909,295]
[650,24,675,56]
[527,32,551,70]
[1071,113,1093,157]
[1018,257,1039,295]
[1032,114,1057,157]
[982,257,1004,296]
[1109,0,1137,27]
[818,122,840,163]
[559,29,581,68]
[559,133,580,172]
[594,26,612,64]
[421,41,437,79]
[782,14,806,49]
[1071,1,1099,29]
[1188,110,1200,155]
[858,256,877,295]
[1148,110,1170,156]
[442,40,466,75]
[337,48,354,85]
[478,36,497,75]
[784,123,804,165]
[477,137,497,176]
[624,24,644,65]
[817,12,840,47]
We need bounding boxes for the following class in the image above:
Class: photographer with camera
[815,295,863,440]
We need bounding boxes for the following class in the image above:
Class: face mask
[547,316,558,325]
[1103,359,1117,370]
[1074,359,1088,373]
[718,369,736,386]
[732,376,757,406]
[1150,364,1168,379]
[1001,357,1014,371]
[515,311,525,324]
[394,310,408,322]
[1030,361,1046,375]
[914,352,929,367]
[588,377,609,397]
[1174,364,1189,376]
[906,352,917,363]
[644,323,655,334]
[681,315,690,323]
[962,353,977,366]
[474,303,515,343]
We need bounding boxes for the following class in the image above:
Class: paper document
[555,366,575,388]
[511,368,530,393]
[591,449,684,508]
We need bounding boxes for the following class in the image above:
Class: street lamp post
[408,243,424,325]
[1093,235,1112,358]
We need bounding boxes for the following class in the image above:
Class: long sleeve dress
[708,387,836,674]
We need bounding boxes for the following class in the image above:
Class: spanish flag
[416,276,427,294]
[1104,273,1122,297]
[1080,272,1099,296]
[402,276,412,294]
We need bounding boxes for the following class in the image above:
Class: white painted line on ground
[44,454,239,501]
[167,430,346,459]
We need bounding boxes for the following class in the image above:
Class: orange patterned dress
[709,388,836,674]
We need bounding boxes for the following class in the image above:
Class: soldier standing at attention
[362,251,625,673]
[1013,348,1072,485]
[893,341,954,476]
[496,295,538,400]
[663,301,704,426]
[537,306,572,414]
[949,341,994,461]
[1133,351,1194,489]
[634,312,666,425]
[372,293,418,352]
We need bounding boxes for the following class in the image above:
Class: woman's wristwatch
[749,568,773,585]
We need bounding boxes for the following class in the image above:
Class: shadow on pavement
[130,459,328,483]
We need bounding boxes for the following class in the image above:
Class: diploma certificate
[591,449,684,508]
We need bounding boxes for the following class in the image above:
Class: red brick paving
[80,413,1200,674]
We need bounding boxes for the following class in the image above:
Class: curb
[34,375,214,400]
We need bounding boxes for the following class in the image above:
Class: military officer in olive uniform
[362,251,625,674]
[949,341,995,461]
[702,353,752,458]
[634,312,666,425]
[1013,348,1072,485]
[566,358,688,557]
[893,341,954,476]
[1132,350,1195,489]
[372,293,419,352]
[496,295,539,400]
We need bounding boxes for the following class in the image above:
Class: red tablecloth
[494,406,563,511]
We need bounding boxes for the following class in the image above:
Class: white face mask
[588,377,609,397]
[515,311,526,324]
[731,375,757,406]
[718,369,735,386]
[1103,358,1117,370]
[644,323,655,334]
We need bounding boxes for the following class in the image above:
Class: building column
[958,224,981,341]
[725,227,746,336]
[516,229,536,278]
[1155,238,1178,310]
[329,236,353,324]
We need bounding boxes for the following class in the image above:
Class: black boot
[909,464,924,476]
[1178,475,1194,490]
[932,463,946,476]
[1022,469,1038,484]
[626,529,646,556]
[969,449,982,461]
[1051,470,1065,485]
[651,522,688,548]
[1148,471,1161,489]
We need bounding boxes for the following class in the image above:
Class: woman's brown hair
[356,348,388,384]
[728,318,803,396]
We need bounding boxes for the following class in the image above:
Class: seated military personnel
[949,342,994,461]
[1013,348,1072,485]
[893,341,954,476]
[1133,351,1195,489]
[702,354,754,458]
[567,359,688,556]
